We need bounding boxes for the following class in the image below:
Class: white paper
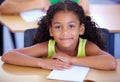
[47,65,89,82]
[20,10,46,22]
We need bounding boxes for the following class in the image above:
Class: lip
[60,38,73,42]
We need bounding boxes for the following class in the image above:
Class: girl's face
[50,11,85,48]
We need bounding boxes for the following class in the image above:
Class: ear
[49,26,53,37]
[79,24,85,35]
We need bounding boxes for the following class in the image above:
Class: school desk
[90,4,120,57]
[0,5,120,33]
[0,57,120,82]
[90,4,120,33]
[0,14,38,33]
[0,13,38,49]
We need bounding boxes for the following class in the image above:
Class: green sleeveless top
[48,38,87,58]
[50,0,80,5]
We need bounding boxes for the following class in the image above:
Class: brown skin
[78,0,89,15]
[0,0,51,14]
[2,11,117,70]
[0,0,89,14]
[2,43,71,70]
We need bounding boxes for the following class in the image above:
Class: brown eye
[69,25,75,29]
[53,25,62,31]
[54,26,61,29]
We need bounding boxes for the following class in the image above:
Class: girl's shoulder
[33,41,49,52]
[24,41,49,57]
[35,41,49,47]
[85,41,102,56]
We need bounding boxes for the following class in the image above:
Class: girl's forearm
[0,0,39,14]
[1,50,43,68]
[71,55,117,70]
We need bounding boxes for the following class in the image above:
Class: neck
[55,43,78,56]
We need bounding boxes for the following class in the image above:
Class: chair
[24,28,36,47]
[100,28,115,56]
[24,28,113,56]
[99,28,110,53]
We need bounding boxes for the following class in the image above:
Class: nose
[61,27,69,35]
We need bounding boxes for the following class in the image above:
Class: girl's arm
[71,53,117,70]
[78,0,89,15]
[0,0,51,14]
[71,41,117,70]
[2,42,71,70]
[0,0,89,14]
[2,42,48,67]
[53,41,117,70]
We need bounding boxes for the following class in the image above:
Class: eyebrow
[53,21,76,25]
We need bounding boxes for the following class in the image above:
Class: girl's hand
[39,58,71,70]
[53,52,72,64]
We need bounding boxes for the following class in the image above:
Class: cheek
[52,32,60,38]
[73,32,80,40]
[72,29,80,36]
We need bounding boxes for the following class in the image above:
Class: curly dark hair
[33,0,107,51]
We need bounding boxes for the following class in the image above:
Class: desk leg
[109,33,114,56]
[9,31,16,49]
[0,24,3,56]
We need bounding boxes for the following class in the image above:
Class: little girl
[2,0,117,70]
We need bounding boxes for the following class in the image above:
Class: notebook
[20,10,46,22]
[47,65,89,82]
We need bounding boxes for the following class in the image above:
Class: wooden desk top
[0,57,120,82]
[0,14,38,33]
[90,4,120,33]
[0,4,120,33]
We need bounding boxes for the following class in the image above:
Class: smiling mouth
[60,38,73,42]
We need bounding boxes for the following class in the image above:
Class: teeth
[61,38,72,40]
